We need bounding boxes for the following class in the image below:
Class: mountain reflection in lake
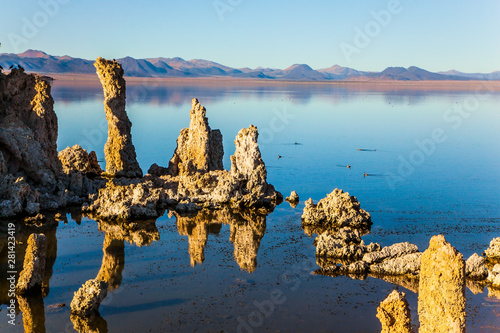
[1,81,500,332]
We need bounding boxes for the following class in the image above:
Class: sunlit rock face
[376,290,414,333]
[175,208,267,272]
[94,57,142,178]
[301,189,371,232]
[70,278,108,317]
[418,235,466,333]
[59,145,102,176]
[168,98,224,176]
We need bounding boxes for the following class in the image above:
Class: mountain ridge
[0,50,498,81]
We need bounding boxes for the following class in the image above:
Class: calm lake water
[1,80,500,332]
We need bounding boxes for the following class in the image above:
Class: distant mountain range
[1,50,499,81]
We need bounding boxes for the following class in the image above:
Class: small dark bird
[363,172,368,178]
[9,65,13,69]
[278,155,282,159]
[347,165,351,169]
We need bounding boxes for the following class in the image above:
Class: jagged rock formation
[418,235,466,333]
[487,264,500,288]
[0,69,62,217]
[376,290,413,333]
[465,253,488,280]
[59,145,102,175]
[85,121,282,220]
[83,177,169,220]
[17,233,47,293]
[167,98,223,176]
[285,191,299,208]
[94,57,142,178]
[370,252,422,276]
[315,228,380,261]
[485,237,500,259]
[302,189,371,231]
[363,242,419,264]
[70,278,108,317]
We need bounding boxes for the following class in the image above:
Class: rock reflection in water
[175,208,267,272]
[17,294,46,333]
[71,313,108,333]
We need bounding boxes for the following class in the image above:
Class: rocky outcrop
[285,191,299,208]
[94,57,142,178]
[465,253,488,280]
[487,264,500,288]
[70,278,108,317]
[315,228,380,261]
[83,177,169,220]
[370,252,422,276]
[302,189,371,231]
[418,235,466,333]
[376,290,413,333]
[167,98,223,176]
[363,242,419,264]
[17,233,47,293]
[485,237,500,259]
[59,145,102,175]
[0,69,65,217]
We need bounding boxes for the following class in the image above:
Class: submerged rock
[70,278,108,317]
[418,235,466,333]
[17,233,47,294]
[167,98,223,176]
[465,253,488,280]
[376,290,414,333]
[301,189,371,230]
[94,57,142,178]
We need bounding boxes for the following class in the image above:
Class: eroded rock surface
[302,189,371,231]
[363,242,419,264]
[59,145,102,175]
[376,290,414,333]
[286,191,299,208]
[70,278,108,317]
[465,253,488,280]
[315,228,380,260]
[418,235,466,333]
[485,237,500,260]
[17,233,47,293]
[94,57,142,178]
[167,98,223,176]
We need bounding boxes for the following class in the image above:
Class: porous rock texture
[17,233,47,293]
[315,227,380,261]
[418,235,466,333]
[167,98,223,176]
[363,242,419,264]
[485,237,500,260]
[58,145,102,175]
[465,253,488,280]
[376,290,414,333]
[302,189,371,231]
[70,278,108,317]
[94,57,142,178]
[0,69,61,217]
[285,191,299,208]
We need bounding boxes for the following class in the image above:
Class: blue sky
[1,0,499,72]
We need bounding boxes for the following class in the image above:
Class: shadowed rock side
[165,98,223,176]
[94,57,142,178]
[175,207,266,272]
[376,290,413,333]
[418,235,466,333]
[0,69,61,217]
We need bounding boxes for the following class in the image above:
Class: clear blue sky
[1,0,499,72]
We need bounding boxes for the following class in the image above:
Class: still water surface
[1,80,500,332]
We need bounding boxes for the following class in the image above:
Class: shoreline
[44,73,500,91]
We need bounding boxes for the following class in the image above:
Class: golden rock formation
[94,57,142,178]
[376,290,413,333]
